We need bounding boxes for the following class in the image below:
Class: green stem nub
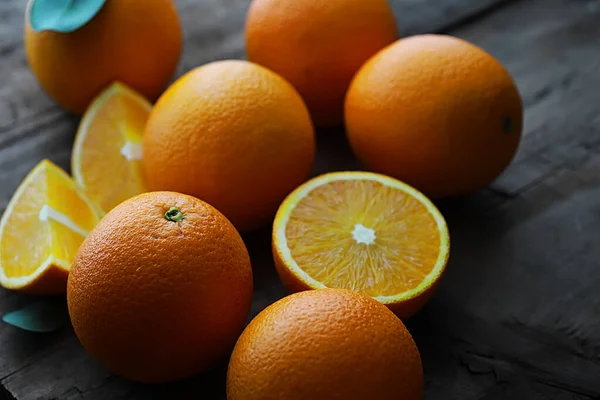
[164,207,184,222]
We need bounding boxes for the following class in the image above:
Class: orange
[143,60,316,233]
[345,34,523,198]
[24,0,182,114]
[67,191,253,383]
[272,171,449,318]
[0,160,102,294]
[72,82,150,213]
[245,0,398,126]
[227,288,423,400]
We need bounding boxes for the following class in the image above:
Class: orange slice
[0,160,103,294]
[272,171,450,318]
[72,82,150,213]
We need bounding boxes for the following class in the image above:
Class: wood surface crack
[459,347,599,399]
[0,43,18,58]
[0,108,65,136]
[504,318,600,365]
[452,317,600,398]
[488,122,600,203]
[534,377,597,399]
[0,361,34,384]
[524,72,577,109]
[0,362,31,400]
[57,375,119,399]
[436,0,526,33]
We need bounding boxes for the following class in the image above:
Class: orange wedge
[272,171,450,318]
[0,160,103,294]
[72,82,150,213]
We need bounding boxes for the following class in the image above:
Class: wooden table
[2,0,600,398]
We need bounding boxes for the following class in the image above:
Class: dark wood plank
[417,0,600,398]
[2,0,600,399]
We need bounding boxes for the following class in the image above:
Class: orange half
[272,171,450,318]
[72,82,150,213]
[0,160,103,294]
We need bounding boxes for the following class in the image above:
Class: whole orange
[143,60,316,233]
[245,0,398,127]
[345,34,523,198]
[227,289,423,400]
[67,192,253,383]
[24,0,182,114]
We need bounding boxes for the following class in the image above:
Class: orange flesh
[77,88,148,212]
[285,180,441,297]
[2,168,51,278]
[1,161,98,279]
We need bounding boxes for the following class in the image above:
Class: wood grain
[2,0,600,398]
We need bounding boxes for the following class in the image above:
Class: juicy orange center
[76,86,149,213]
[1,162,98,279]
[285,179,441,297]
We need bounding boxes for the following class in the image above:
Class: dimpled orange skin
[345,34,523,198]
[24,0,182,115]
[245,0,398,127]
[227,289,423,400]
[143,60,316,233]
[67,192,253,383]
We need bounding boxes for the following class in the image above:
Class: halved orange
[0,160,103,294]
[272,171,450,318]
[72,82,150,213]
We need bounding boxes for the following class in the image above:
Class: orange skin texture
[143,60,316,233]
[245,0,398,127]
[67,192,253,383]
[24,0,182,115]
[227,289,423,400]
[345,34,524,198]
[272,239,448,319]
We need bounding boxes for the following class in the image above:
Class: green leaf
[29,0,107,33]
[2,297,69,333]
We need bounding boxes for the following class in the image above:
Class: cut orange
[272,171,450,318]
[72,82,150,213]
[0,160,103,294]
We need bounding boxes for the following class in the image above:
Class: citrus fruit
[272,171,449,318]
[72,82,150,213]
[245,0,398,126]
[0,160,102,294]
[67,191,253,383]
[345,34,523,198]
[24,0,182,114]
[143,60,316,233]
[227,288,423,400]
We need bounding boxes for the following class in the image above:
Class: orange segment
[72,82,150,213]
[272,171,450,318]
[0,160,103,294]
